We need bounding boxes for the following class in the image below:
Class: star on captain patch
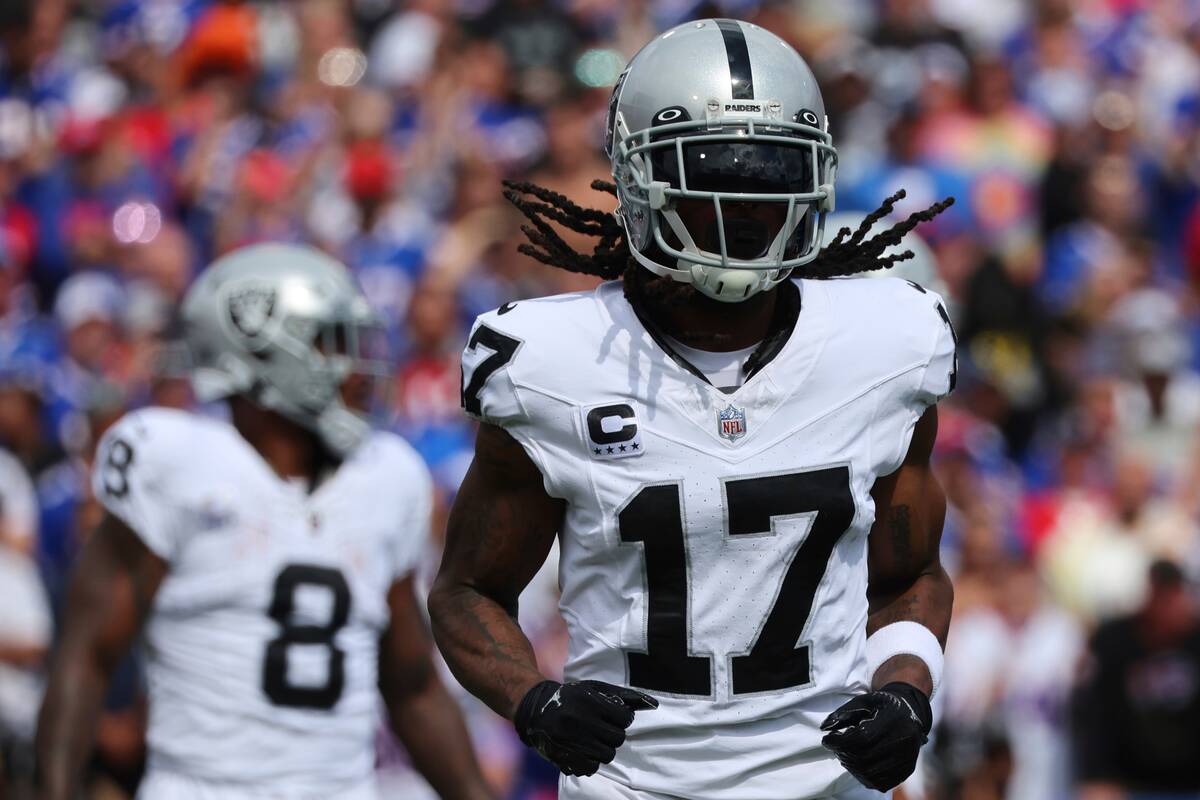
[718,403,747,442]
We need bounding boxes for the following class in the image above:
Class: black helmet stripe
[715,19,754,100]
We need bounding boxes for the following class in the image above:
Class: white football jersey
[461,277,955,800]
[93,408,432,798]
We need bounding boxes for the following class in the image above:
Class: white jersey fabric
[461,278,955,800]
[662,338,758,393]
[560,771,888,800]
[93,408,432,798]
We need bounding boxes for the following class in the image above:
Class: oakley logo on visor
[653,106,691,125]
[795,109,820,127]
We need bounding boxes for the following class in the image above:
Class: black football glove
[513,679,658,777]
[820,682,933,792]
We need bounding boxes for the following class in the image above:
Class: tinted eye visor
[650,140,816,195]
[314,320,384,359]
[313,316,392,415]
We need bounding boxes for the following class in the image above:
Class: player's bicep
[867,407,947,596]
[60,511,168,668]
[438,423,563,614]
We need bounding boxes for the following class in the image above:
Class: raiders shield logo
[227,284,276,338]
[718,403,747,442]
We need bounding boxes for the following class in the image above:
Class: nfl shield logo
[718,404,747,442]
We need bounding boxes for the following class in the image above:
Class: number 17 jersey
[461,278,956,800]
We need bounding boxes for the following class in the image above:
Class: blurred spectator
[368,0,452,92]
[36,379,126,609]
[1040,450,1195,622]
[920,55,1053,254]
[0,443,51,792]
[1072,560,1200,799]
[1041,156,1143,315]
[0,253,56,370]
[941,560,1082,800]
[1107,287,1200,479]
[392,272,474,494]
[469,0,584,107]
[956,251,1052,458]
[839,104,973,236]
[0,367,58,475]
[871,0,966,55]
[51,271,130,410]
[0,444,36,554]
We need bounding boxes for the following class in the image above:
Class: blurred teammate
[36,244,492,800]
[431,19,956,800]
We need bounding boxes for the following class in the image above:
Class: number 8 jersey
[461,277,956,800]
[93,408,432,798]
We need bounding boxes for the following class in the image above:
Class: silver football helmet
[182,243,384,457]
[606,19,837,303]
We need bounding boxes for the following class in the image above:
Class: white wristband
[865,621,944,699]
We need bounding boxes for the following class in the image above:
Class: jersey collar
[626,279,802,390]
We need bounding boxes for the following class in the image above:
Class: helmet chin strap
[315,402,370,458]
[211,361,370,458]
[260,391,370,459]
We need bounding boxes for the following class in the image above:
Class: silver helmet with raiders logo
[605,19,837,302]
[182,242,384,457]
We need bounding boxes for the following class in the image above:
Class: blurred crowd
[1,0,1200,798]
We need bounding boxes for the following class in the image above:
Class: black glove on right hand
[513,679,658,776]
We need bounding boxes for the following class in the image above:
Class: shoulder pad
[817,277,956,400]
[459,290,606,424]
[357,431,433,578]
[357,430,430,489]
[92,407,208,559]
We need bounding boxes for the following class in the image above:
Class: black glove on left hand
[820,682,933,792]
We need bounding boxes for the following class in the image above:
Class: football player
[36,244,492,800]
[430,19,956,800]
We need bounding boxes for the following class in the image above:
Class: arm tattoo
[432,486,547,710]
[887,504,914,571]
[868,592,922,629]
[429,424,560,718]
[866,408,953,651]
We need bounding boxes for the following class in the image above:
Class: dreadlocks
[502,179,955,303]
[501,180,629,281]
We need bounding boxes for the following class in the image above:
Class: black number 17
[618,467,855,696]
